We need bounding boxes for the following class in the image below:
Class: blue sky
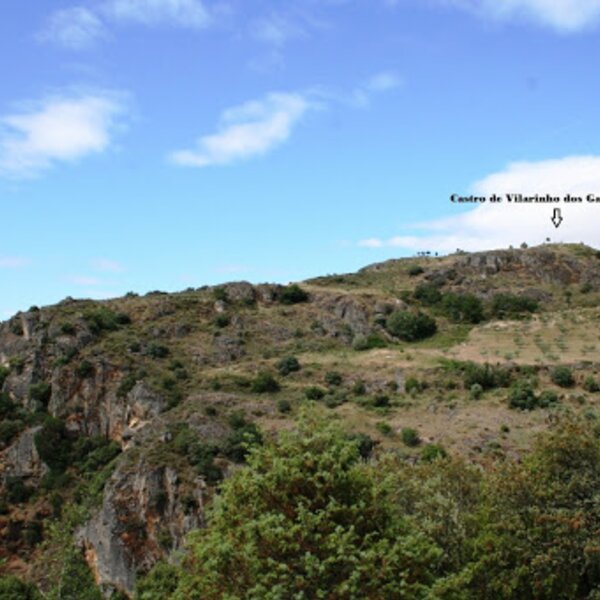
[2,0,600,317]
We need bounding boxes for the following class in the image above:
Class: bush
[508,383,538,410]
[75,360,94,378]
[5,477,34,503]
[550,366,575,388]
[279,284,309,305]
[0,420,24,448]
[0,365,10,388]
[421,444,447,462]
[83,307,129,334]
[0,575,41,599]
[372,394,390,408]
[408,265,424,276]
[146,343,170,359]
[470,383,484,400]
[29,382,51,407]
[223,415,263,463]
[413,283,442,306]
[135,562,180,600]
[60,323,77,336]
[463,362,511,390]
[34,418,73,472]
[385,311,437,342]
[352,334,387,351]
[584,376,600,393]
[401,427,420,447]
[250,372,280,394]
[538,390,559,408]
[490,294,538,319]
[324,371,343,386]
[172,417,439,599]
[214,314,230,328]
[305,386,326,400]
[276,356,301,376]
[441,293,484,324]
[352,380,366,395]
[404,377,422,395]
[277,399,292,414]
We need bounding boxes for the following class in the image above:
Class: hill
[2,242,600,597]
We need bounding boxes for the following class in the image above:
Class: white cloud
[251,14,306,46]
[92,258,124,272]
[38,6,106,49]
[0,257,30,268]
[349,71,401,108]
[414,0,600,32]
[170,92,313,168]
[103,0,210,29]
[0,92,127,178]
[359,156,600,253]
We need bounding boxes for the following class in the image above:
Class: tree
[386,310,437,342]
[173,415,441,600]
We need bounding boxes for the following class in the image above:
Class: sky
[2,0,600,317]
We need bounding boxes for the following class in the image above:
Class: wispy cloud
[170,92,313,168]
[350,71,402,107]
[91,258,125,272]
[40,0,211,49]
[69,276,104,286]
[391,0,600,33]
[0,257,30,268]
[250,13,308,46]
[0,91,127,178]
[104,0,210,29]
[37,6,106,49]
[359,155,600,253]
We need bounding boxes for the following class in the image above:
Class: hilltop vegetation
[2,243,600,597]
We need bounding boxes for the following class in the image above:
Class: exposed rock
[1,427,48,482]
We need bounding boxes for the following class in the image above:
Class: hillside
[2,242,600,597]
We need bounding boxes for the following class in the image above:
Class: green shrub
[279,284,309,305]
[463,362,511,390]
[34,418,73,472]
[584,376,600,393]
[305,386,325,400]
[538,390,559,408]
[352,334,387,351]
[214,314,230,328]
[83,307,129,334]
[404,377,422,395]
[348,433,375,459]
[470,383,484,400]
[352,380,366,395]
[550,366,575,388]
[372,394,390,408]
[250,371,280,394]
[60,322,77,336]
[117,373,138,398]
[0,575,41,599]
[223,415,263,463]
[413,283,442,306]
[490,294,538,319]
[276,356,301,376]
[5,477,34,503]
[146,343,170,359]
[581,282,593,294]
[441,293,484,324]
[385,310,437,342]
[508,383,538,410]
[29,382,51,407]
[376,421,393,436]
[75,360,94,378]
[408,265,424,276]
[277,399,292,414]
[0,365,10,388]
[135,562,180,600]
[324,371,343,386]
[0,420,24,448]
[401,427,420,447]
[421,443,447,462]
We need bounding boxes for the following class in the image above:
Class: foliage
[408,265,425,276]
[250,371,280,394]
[507,383,538,410]
[551,366,575,388]
[278,284,309,305]
[324,370,343,386]
[441,293,485,324]
[470,383,484,400]
[0,576,41,599]
[386,310,437,342]
[584,375,600,393]
[75,360,94,378]
[146,343,170,359]
[276,356,300,376]
[352,333,387,351]
[413,283,442,306]
[401,427,421,447]
[223,413,263,463]
[463,362,512,390]
[0,365,9,388]
[421,444,447,462]
[83,307,130,334]
[34,418,74,472]
[490,294,538,319]
[136,563,181,600]
[305,386,325,400]
[173,415,440,600]
[213,314,230,328]
[29,382,52,407]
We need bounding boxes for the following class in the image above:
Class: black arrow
[551,208,563,228]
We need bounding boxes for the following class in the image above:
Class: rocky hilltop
[2,243,600,597]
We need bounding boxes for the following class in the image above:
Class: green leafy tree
[386,310,437,342]
[173,415,441,600]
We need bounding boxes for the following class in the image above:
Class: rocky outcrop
[78,455,205,596]
[1,427,47,482]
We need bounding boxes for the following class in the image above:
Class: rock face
[1,427,47,481]
[78,455,206,596]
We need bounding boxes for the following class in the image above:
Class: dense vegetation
[132,415,600,600]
